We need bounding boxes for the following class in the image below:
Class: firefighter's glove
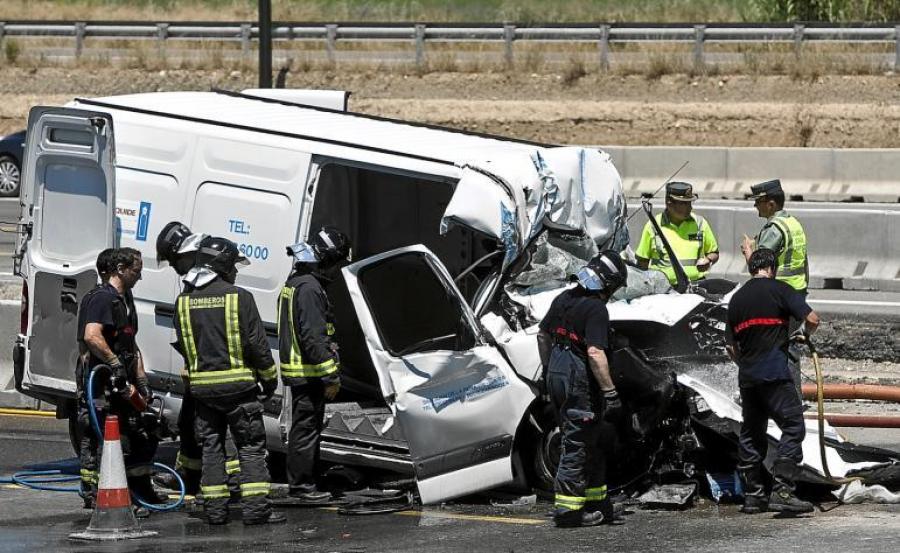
[108,357,128,391]
[135,375,151,400]
[789,324,809,344]
[258,379,277,402]
[602,389,624,424]
[323,374,341,401]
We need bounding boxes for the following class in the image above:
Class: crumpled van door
[342,245,536,504]
[19,107,116,394]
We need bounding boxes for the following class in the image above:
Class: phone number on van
[238,243,269,260]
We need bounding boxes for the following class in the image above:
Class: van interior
[308,160,496,403]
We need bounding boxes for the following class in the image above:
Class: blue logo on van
[136,201,152,241]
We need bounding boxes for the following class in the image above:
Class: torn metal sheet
[677,373,884,481]
[504,281,706,328]
[638,483,697,508]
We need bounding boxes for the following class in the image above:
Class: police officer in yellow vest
[635,181,720,285]
[740,179,810,395]
[279,227,351,503]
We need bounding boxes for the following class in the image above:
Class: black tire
[517,404,560,497]
[0,155,20,198]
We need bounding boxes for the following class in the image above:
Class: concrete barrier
[601,146,900,203]
[626,201,900,292]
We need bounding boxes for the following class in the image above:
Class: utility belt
[551,326,588,355]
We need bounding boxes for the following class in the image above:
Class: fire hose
[807,339,865,489]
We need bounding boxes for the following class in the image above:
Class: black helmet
[156,221,192,264]
[575,250,628,294]
[197,236,248,279]
[286,226,351,267]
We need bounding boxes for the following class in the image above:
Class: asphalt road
[0,413,897,553]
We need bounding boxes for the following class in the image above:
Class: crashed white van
[14,90,897,504]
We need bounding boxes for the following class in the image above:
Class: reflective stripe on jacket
[174,277,277,399]
[277,273,339,385]
[759,213,808,291]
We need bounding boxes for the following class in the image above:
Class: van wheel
[518,406,559,496]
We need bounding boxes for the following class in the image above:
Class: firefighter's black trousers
[738,379,806,469]
[176,387,241,495]
[546,346,611,513]
[194,392,272,522]
[287,379,326,493]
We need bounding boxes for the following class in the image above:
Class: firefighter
[75,247,117,508]
[537,250,629,528]
[635,181,720,285]
[726,248,820,514]
[78,247,161,511]
[741,179,810,397]
[155,222,208,495]
[279,227,351,502]
[172,236,285,525]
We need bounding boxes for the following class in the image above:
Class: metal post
[326,24,337,64]
[156,23,169,57]
[895,25,900,70]
[74,22,86,59]
[240,23,252,57]
[793,23,805,58]
[693,25,706,70]
[598,24,610,71]
[503,24,515,67]
[415,24,426,68]
[258,0,272,88]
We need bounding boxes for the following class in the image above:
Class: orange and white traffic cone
[69,415,158,541]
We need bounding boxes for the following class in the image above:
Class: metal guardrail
[1,21,899,67]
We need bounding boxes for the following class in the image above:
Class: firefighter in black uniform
[78,247,161,511]
[172,236,285,525]
[156,221,207,495]
[75,247,116,507]
[279,227,351,502]
[538,250,628,528]
[727,248,820,515]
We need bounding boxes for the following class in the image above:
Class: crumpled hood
[440,146,629,270]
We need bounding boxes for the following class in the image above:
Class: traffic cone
[69,415,158,541]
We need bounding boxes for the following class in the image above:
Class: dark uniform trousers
[194,391,271,522]
[75,362,157,502]
[738,379,806,467]
[547,346,610,513]
[287,379,327,492]
[176,387,242,495]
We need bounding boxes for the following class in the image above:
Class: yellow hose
[810,343,864,497]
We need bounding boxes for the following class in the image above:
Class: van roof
[75,90,552,167]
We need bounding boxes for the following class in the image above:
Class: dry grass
[2,33,896,79]
[1,1,753,23]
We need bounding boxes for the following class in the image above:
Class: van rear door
[342,245,536,504]
[18,107,116,395]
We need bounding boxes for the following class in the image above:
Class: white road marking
[0,299,20,306]
[808,299,900,307]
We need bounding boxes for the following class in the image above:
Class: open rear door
[342,245,536,504]
[19,107,116,395]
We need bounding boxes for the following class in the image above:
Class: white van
[15,90,880,504]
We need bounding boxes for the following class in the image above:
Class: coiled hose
[86,367,185,512]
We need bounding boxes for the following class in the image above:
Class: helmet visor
[286,242,319,264]
[575,267,605,291]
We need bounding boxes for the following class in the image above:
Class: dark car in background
[0,130,25,197]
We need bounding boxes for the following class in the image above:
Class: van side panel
[188,137,311,322]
